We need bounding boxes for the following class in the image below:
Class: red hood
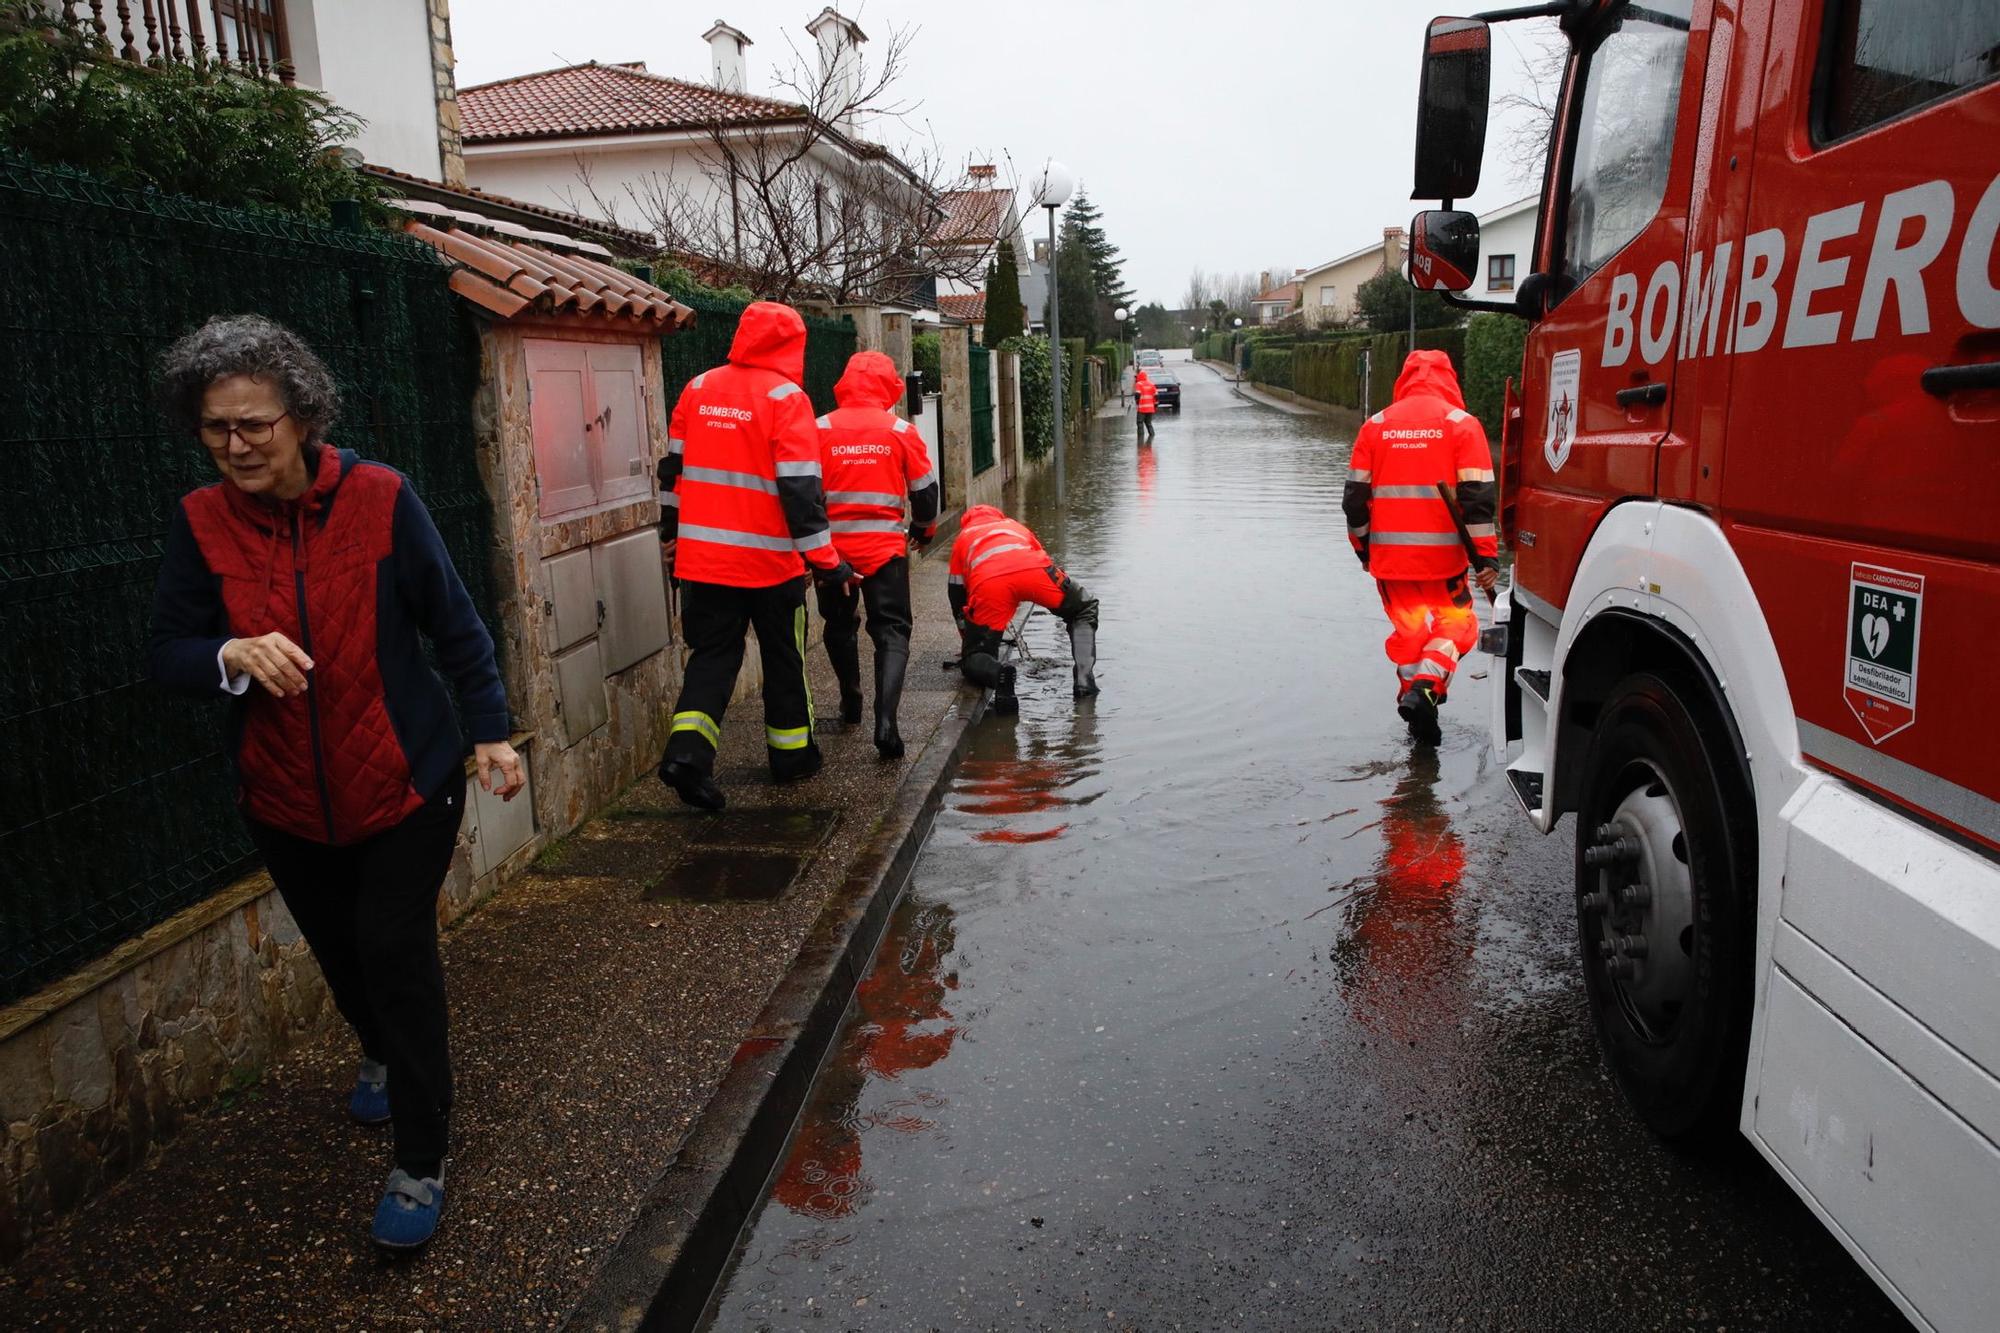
[1134,370,1152,384]
[834,350,903,410]
[729,301,807,385]
[1392,349,1466,410]
[963,504,1009,530]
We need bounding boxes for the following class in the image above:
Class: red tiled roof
[932,188,1012,245]
[402,220,694,328]
[1253,282,1301,304]
[458,62,806,144]
[365,164,658,252]
[938,293,986,322]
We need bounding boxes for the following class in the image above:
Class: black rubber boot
[873,648,908,759]
[769,742,825,784]
[1398,683,1443,747]
[1069,620,1099,698]
[990,664,1019,716]
[818,588,865,724]
[659,756,726,811]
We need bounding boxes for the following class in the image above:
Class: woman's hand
[474,741,526,801]
[222,633,314,697]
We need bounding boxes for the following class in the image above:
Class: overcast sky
[448,2,1556,308]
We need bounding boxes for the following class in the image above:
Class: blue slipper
[371,1168,444,1250]
[347,1059,391,1125]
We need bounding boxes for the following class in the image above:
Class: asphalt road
[703,355,1903,1331]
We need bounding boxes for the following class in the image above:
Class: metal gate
[969,343,995,476]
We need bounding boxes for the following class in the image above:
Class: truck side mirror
[1408,209,1480,292]
[1412,16,1492,201]
[1514,271,1560,323]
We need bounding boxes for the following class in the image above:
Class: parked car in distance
[1149,370,1181,412]
[1135,350,1163,368]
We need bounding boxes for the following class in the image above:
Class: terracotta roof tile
[938,293,986,322]
[365,164,657,252]
[403,221,694,329]
[1253,282,1301,304]
[932,188,1012,245]
[459,61,806,144]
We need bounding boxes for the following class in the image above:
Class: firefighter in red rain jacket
[1341,350,1497,746]
[947,505,1099,711]
[1133,367,1157,443]
[656,301,856,811]
[814,350,941,759]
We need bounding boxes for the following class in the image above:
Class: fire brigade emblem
[1544,350,1581,472]
[1843,563,1923,744]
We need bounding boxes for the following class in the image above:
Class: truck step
[1506,768,1545,817]
[1516,668,1551,705]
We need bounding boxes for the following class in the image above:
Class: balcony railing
[65,0,294,84]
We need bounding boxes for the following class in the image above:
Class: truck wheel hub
[1584,764,1696,1042]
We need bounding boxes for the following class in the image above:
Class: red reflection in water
[1137,443,1157,510]
[1335,753,1469,1045]
[975,824,1070,844]
[770,903,960,1221]
[954,757,1074,842]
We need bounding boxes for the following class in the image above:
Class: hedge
[1250,346,1293,390]
[1463,312,1528,437]
[1002,333,1054,460]
[1262,326,1471,415]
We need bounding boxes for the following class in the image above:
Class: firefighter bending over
[656,301,857,811]
[947,505,1099,713]
[814,350,941,759]
[1342,349,1497,746]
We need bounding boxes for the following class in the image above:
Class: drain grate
[640,809,839,903]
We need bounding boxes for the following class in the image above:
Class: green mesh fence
[658,291,857,413]
[0,154,491,1006]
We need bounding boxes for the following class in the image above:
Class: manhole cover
[644,849,807,903]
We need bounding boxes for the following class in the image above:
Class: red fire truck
[1405,3,1999,1326]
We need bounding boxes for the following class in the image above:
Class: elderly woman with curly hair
[147,314,522,1251]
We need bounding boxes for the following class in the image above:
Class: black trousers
[815,556,913,688]
[249,788,464,1176]
[1137,411,1156,441]
[667,576,819,778]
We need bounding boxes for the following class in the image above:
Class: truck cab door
[1516,1,1705,600]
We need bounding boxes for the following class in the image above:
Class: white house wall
[288,0,443,181]
[1474,206,1538,301]
[466,142,722,234]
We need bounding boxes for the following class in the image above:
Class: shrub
[983,243,1025,346]
[1063,337,1086,425]
[1001,334,1053,460]
[1463,312,1528,438]
[1250,347,1294,390]
[912,331,942,395]
[0,1,377,220]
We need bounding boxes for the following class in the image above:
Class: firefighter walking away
[814,349,941,759]
[948,505,1099,712]
[1342,349,1496,745]
[656,301,858,811]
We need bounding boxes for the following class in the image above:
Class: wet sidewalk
[0,536,980,1330]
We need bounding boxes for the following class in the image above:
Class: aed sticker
[1544,349,1580,472]
[1843,563,1923,744]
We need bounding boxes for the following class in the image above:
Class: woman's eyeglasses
[199,412,291,449]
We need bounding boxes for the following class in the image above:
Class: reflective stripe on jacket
[660,301,840,588]
[1135,376,1157,413]
[816,350,939,575]
[947,503,1049,623]
[1341,350,1498,581]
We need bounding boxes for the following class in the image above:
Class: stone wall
[939,325,973,516]
[428,0,466,187]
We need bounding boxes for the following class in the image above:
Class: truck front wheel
[1574,671,1754,1143]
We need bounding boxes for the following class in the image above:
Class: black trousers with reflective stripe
[667,576,818,778]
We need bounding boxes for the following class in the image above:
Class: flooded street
[705,359,1898,1329]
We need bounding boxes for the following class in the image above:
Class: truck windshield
[1560,2,1694,290]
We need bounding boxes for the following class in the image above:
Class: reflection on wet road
[707,359,1900,1329]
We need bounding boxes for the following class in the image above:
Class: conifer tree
[984,242,1025,346]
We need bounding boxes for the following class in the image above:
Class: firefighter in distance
[656,301,858,811]
[1133,366,1158,444]
[1342,350,1498,745]
[948,505,1099,712]
[813,350,941,759]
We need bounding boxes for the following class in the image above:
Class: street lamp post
[1033,159,1075,505]
[1231,316,1243,380]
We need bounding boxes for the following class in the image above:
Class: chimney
[1258,270,1271,294]
[703,20,751,92]
[806,7,868,132]
[968,163,997,184]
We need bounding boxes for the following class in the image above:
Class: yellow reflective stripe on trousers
[672,710,720,746]
[796,604,814,730]
[766,724,812,750]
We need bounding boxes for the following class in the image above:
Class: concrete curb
[565,561,1004,1333]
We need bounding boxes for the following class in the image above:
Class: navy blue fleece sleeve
[148,501,235,696]
[391,480,511,744]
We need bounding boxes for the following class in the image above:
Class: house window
[1319,285,1337,306]
[1488,254,1516,292]
[526,339,651,520]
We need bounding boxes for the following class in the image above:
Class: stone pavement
[0,534,979,1330]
